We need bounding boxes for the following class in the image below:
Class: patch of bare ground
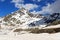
[13,28,23,32]
[13,27,60,34]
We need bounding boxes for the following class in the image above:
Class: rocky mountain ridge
[0,8,44,29]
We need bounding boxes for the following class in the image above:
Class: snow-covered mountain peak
[20,7,28,14]
[0,7,45,30]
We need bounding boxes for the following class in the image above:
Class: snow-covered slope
[0,33,60,40]
[0,8,45,29]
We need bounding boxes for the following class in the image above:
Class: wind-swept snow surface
[0,33,60,40]
[0,24,60,40]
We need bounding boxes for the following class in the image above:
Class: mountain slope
[0,8,45,30]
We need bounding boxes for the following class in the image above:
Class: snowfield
[0,33,60,40]
[0,24,60,40]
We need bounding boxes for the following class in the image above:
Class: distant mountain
[44,13,60,27]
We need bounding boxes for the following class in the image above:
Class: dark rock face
[28,13,42,18]
[28,23,36,27]
[44,13,60,24]
[28,19,45,27]
[43,13,60,27]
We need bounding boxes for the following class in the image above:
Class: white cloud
[39,4,51,14]
[49,0,60,13]
[41,0,60,13]
[11,0,24,3]
[12,0,60,14]
[32,0,60,14]
[11,0,39,10]
[15,3,38,10]
[21,4,38,10]
[31,3,51,14]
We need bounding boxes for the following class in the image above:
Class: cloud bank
[11,0,38,10]
[11,0,60,14]
[32,0,60,14]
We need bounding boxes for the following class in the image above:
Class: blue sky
[0,0,60,17]
[0,0,18,17]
